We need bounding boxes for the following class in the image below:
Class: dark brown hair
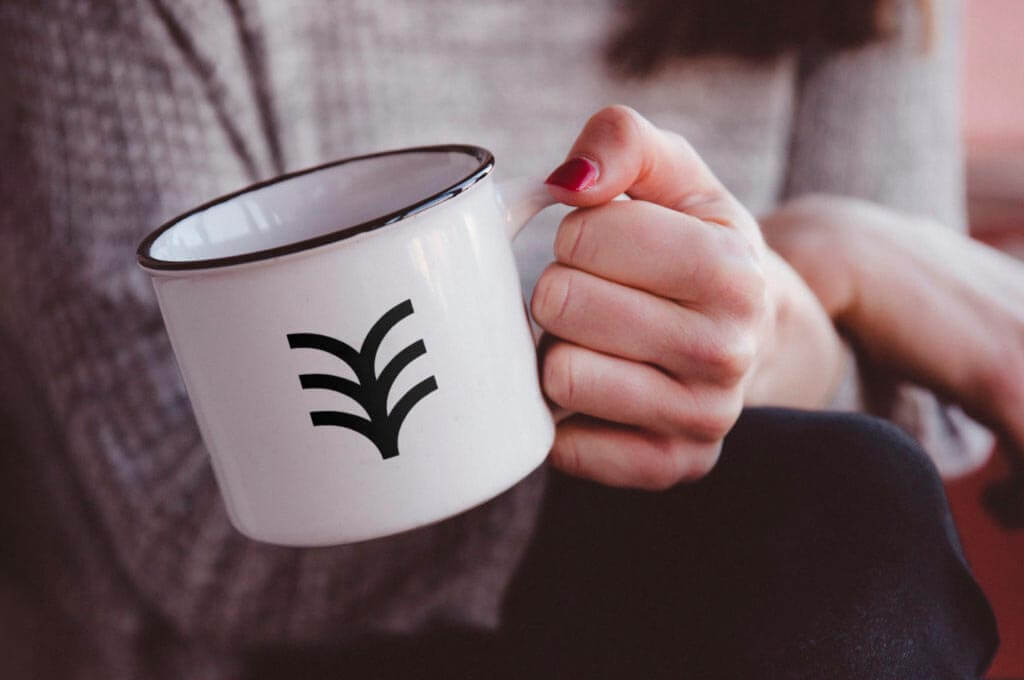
[608,0,920,75]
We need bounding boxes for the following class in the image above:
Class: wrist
[744,249,849,409]
[759,195,861,320]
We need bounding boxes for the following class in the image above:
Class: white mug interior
[145,148,487,265]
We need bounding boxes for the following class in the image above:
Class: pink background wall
[954,6,1024,678]
[962,0,1024,146]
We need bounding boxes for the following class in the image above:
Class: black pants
[248,409,999,679]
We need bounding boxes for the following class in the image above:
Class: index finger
[544,105,749,231]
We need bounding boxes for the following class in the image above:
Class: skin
[533,106,848,489]
[761,193,1024,467]
[536,106,1024,489]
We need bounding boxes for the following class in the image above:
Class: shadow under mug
[137,145,556,546]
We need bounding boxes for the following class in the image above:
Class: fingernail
[545,157,599,192]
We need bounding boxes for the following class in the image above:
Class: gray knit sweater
[0,0,990,678]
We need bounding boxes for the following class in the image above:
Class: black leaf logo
[287,299,438,460]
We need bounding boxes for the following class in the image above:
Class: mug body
[139,148,553,545]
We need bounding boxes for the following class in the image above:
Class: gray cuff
[826,338,994,478]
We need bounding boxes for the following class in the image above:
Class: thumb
[545,106,743,226]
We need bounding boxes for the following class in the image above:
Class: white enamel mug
[137,146,556,546]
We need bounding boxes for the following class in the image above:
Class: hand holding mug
[534,106,790,489]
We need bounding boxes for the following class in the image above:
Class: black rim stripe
[136,144,494,272]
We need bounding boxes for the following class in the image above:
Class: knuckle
[732,262,768,317]
[681,441,723,481]
[586,105,644,150]
[699,229,766,314]
[659,314,701,371]
[656,394,692,434]
[717,242,768,317]
[724,330,759,380]
[640,436,721,489]
[685,389,741,442]
[694,327,758,385]
[637,438,688,491]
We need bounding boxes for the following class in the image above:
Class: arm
[533,106,848,489]
[0,3,541,648]
[763,195,1024,467]
[766,0,997,475]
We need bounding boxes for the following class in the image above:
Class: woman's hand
[761,193,1024,460]
[533,107,846,489]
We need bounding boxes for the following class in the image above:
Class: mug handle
[495,177,558,241]
[494,177,575,423]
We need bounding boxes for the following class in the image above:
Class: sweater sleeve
[0,0,546,653]
[780,0,994,476]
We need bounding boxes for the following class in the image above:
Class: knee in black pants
[706,409,999,679]
[504,409,998,679]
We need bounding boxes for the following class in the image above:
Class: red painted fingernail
[544,157,599,192]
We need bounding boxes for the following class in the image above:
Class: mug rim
[136,144,495,272]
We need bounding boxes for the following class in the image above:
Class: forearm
[761,193,1024,460]
[831,207,1024,448]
